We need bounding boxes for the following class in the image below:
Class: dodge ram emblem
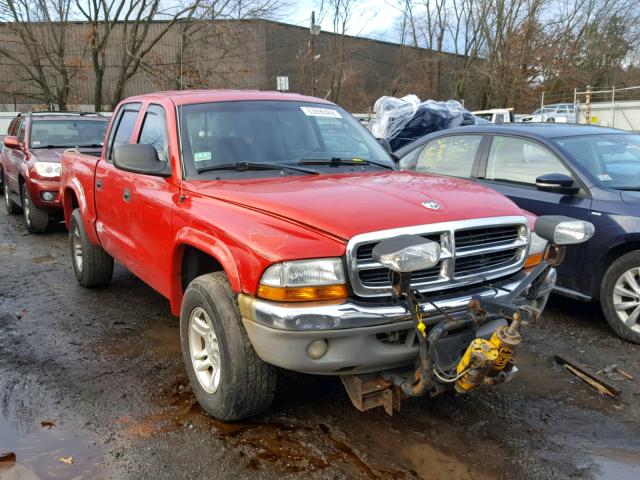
[422,201,441,210]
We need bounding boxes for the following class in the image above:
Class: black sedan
[397,123,640,343]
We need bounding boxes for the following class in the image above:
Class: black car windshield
[30,119,108,149]
[179,100,394,178]
[553,133,640,190]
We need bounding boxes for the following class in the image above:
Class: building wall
[0,19,475,112]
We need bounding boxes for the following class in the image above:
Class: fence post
[541,91,545,121]
[585,85,591,124]
[611,85,616,128]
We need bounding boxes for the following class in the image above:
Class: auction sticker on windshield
[300,106,342,118]
[194,152,212,162]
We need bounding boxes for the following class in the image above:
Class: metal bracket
[341,375,402,416]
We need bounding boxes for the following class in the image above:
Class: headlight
[535,216,595,245]
[33,162,61,178]
[258,258,347,302]
[372,235,441,273]
[524,232,548,268]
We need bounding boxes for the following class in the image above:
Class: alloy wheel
[72,224,83,273]
[188,307,221,394]
[612,267,640,333]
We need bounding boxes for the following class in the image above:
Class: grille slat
[455,226,520,250]
[350,221,527,296]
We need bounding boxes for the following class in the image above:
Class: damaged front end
[341,216,593,415]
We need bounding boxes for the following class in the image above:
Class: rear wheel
[21,183,49,233]
[69,208,114,287]
[601,251,640,344]
[180,272,277,421]
[4,178,19,214]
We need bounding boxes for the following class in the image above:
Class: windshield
[553,133,640,189]
[30,119,108,149]
[178,100,394,178]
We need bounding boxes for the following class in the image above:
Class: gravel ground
[1,211,639,480]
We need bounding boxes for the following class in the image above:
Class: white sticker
[32,140,41,145]
[300,106,342,118]
[194,151,212,162]
[597,174,613,181]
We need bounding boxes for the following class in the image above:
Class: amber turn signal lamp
[524,252,543,268]
[257,284,348,302]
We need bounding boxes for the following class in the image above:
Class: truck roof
[124,89,335,106]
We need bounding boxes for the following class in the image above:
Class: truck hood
[186,171,525,240]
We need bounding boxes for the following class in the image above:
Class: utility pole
[540,91,545,121]
[310,11,320,96]
[611,85,616,127]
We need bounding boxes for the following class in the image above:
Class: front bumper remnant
[240,266,556,375]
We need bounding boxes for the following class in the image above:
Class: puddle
[0,414,107,480]
[593,448,640,479]
[30,256,56,264]
[0,245,16,254]
[143,323,181,358]
[404,443,495,480]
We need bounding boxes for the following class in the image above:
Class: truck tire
[69,208,114,287]
[180,272,277,421]
[600,251,640,344]
[21,183,49,233]
[4,178,20,214]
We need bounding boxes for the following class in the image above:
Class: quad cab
[60,90,593,420]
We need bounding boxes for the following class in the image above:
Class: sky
[284,0,402,43]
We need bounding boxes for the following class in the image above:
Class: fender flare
[62,179,99,245]
[170,227,242,315]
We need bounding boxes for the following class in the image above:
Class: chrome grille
[346,216,529,298]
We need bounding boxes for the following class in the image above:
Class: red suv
[1,112,108,232]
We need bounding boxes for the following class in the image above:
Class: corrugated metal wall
[0,19,468,112]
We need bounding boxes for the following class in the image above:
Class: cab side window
[412,135,482,179]
[486,136,571,186]
[106,103,141,162]
[138,105,168,164]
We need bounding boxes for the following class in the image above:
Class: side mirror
[4,136,21,150]
[535,173,579,194]
[113,144,170,177]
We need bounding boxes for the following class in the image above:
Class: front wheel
[4,178,19,214]
[21,183,49,233]
[69,209,114,287]
[180,272,277,421]
[601,251,640,344]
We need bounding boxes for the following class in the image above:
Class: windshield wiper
[298,157,394,170]
[196,161,319,175]
[32,144,71,149]
[618,187,640,191]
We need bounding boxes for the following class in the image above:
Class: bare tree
[0,0,78,110]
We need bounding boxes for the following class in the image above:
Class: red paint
[60,90,532,317]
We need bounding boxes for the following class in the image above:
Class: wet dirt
[1,214,640,479]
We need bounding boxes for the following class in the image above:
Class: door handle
[123,188,131,202]
[96,180,102,190]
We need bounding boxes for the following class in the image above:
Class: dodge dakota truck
[60,90,594,421]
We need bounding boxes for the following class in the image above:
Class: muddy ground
[0,212,639,480]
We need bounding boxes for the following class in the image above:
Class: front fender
[170,227,242,315]
[62,178,100,244]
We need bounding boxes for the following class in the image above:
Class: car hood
[621,190,640,206]
[30,147,100,163]
[185,171,526,240]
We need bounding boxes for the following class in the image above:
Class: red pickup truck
[60,90,593,420]
[2,112,108,232]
